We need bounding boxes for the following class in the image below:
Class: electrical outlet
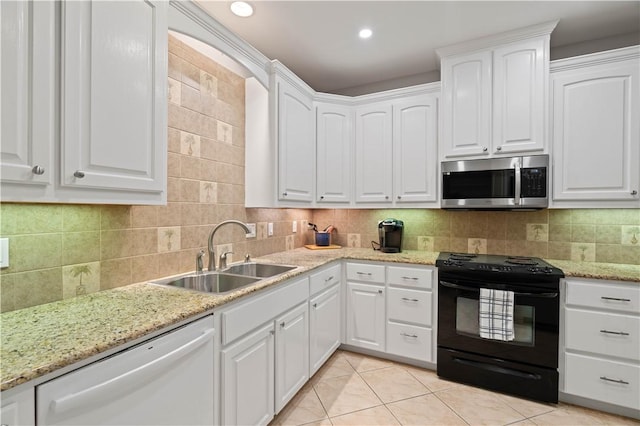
[246,223,257,238]
[292,221,297,233]
[0,238,9,268]
[267,222,274,236]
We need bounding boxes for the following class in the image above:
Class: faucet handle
[244,253,251,263]
[219,251,234,270]
[196,250,205,273]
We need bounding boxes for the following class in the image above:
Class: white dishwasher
[37,315,215,425]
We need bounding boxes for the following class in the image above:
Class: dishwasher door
[37,315,215,425]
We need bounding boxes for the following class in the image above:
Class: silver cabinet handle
[600,376,629,385]
[600,329,630,336]
[401,276,419,281]
[378,289,383,294]
[312,303,317,308]
[280,321,285,328]
[482,147,488,152]
[31,165,45,175]
[496,146,502,151]
[282,192,287,196]
[320,195,325,200]
[73,170,85,178]
[385,195,389,200]
[397,195,401,200]
[601,296,631,302]
[270,330,275,335]
[632,190,638,196]
[325,276,334,282]
[401,297,419,302]
[400,332,418,338]
[357,272,372,276]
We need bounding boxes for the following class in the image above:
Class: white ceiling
[194,1,640,95]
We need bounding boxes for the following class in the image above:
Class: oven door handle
[440,281,558,298]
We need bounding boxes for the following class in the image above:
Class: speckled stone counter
[1,247,637,392]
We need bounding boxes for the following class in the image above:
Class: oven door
[437,274,559,369]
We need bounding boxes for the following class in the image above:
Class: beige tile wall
[312,208,640,264]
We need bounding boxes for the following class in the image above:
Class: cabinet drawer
[387,287,432,326]
[221,277,309,345]
[387,266,433,289]
[386,321,432,362]
[565,352,640,410]
[565,308,639,361]
[565,279,640,314]
[346,263,385,284]
[310,264,341,296]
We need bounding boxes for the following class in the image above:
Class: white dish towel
[479,288,515,341]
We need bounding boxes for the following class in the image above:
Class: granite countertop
[1,247,637,392]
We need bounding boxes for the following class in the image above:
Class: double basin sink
[150,262,298,294]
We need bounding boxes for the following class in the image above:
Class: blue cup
[315,232,330,246]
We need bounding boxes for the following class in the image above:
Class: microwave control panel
[521,168,547,198]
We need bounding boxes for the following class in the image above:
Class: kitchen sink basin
[222,262,297,278]
[151,272,261,294]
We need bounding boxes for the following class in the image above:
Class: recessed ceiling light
[230,1,253,17]
[359,28,373,39]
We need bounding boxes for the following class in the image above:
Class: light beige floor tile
[404,365,462,392]
[342,351,395,372]
[436,385,526,425]
[330,405,400,426]
[310,352,357,385]
[314,374,383,417]
[299,420,333,426]
[387,394,467,426]
[511,420,537,425]
[530,403,639,425]
[271,387,328,426]
[360,366,429,403]
[496,393,556,418]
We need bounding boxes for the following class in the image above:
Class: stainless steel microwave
[441,155,548,210]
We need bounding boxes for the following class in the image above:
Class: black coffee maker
[378,218,404,253]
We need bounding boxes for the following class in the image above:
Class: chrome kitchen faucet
[207,220,251,271]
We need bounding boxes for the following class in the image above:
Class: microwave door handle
[514,161,521,205]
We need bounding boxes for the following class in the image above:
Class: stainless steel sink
[222,262,297,278]
[151,272,261,294]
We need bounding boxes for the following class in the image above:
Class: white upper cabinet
[392,94,439,203]
[1,0,168,204]
[354,102,393,203]
[316,102,352,203]
[438,21,556,160]
[550,46,640,207]
[273,63,315,203]
[1,1,55,194]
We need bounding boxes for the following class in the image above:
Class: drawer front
[221,276,309,345]
[310,264,341,296]
[565,352,640,410]
[346,263,385,284]
[565,279,640,314]
[387,287,432,326]
[386,321,432,362]
[565,308,640,361]
[387,266,433,289]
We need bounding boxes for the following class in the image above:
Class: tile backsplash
[1,34,638,313]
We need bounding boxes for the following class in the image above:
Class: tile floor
[270,350,639,426]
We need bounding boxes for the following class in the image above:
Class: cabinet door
[440,51,492,159]
[277,78,314,202]
[552,60,639,202]
[0,1,54,192]
[493,38,547,154]
[345,282,385,351]
[316,103,351,203]
[309,284,341,375]
[60,0,167,194]
[1,387,35,426]
[354,102,393,203]
[222,323,275,426]
[393,95,438,203]
[275,303,309,413]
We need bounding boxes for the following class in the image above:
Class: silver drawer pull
[280,322,285,328]
[378,289,383,294]
[401,276,419,281]
[601,296,631,302]
[356,272,372,276]
[312,303,317,308]
[401,297,419,302]
[600,329,630,336]
[325,276,334,282]
[400,333,418,338]
[32,165,45,175]
[600,376,629,385]
[73,170,85,178]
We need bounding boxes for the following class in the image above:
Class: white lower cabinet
[562,278,640,414]
[37,315,215,425]
[345,281,386,351]
[221,323,275,426]
[275,303,310,413]
[309,284,342,375]
[0,387,35,426]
